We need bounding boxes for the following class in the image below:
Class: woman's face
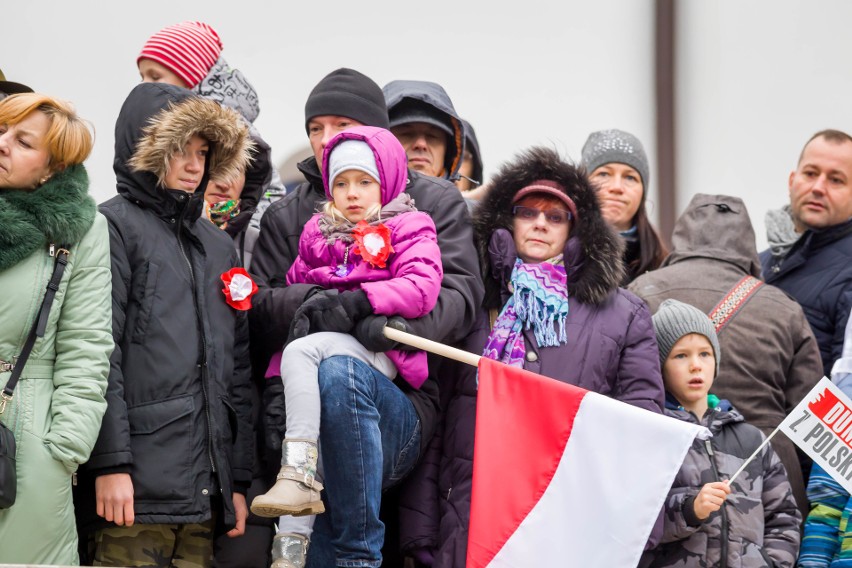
[589,163,644,231]
[512,196,571,263]
[0,110,53,190]
[164,135,208,192]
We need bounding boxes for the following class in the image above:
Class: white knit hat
[328,140,380,187]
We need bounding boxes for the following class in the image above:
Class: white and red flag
[466,358,708,568]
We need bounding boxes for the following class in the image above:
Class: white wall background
[5,0,851,250]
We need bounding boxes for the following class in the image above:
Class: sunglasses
[512,205,573,225]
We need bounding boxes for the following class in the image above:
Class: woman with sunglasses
[399,147,665,567]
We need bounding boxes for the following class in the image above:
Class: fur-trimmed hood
[474,146,624,307]
[114,83,253,218]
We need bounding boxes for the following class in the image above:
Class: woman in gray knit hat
[581,129,668,284]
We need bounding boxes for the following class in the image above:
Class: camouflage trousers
[91,518,215,568]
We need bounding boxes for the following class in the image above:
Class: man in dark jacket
[77,83,255,566]
[760,129,852,376]
[383,80,466,182]
[630,194,823,519]
[249,68,483,567]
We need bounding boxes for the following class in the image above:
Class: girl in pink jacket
[251,127,443,526]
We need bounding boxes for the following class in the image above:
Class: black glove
[353,315,407,352]
[261,380,287,453]
[290,289,373,340]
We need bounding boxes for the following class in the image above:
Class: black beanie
[304,68,390,132]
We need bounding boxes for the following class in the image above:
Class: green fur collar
[0,164,96,271]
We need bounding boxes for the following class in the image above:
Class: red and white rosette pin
[221,267,258,310]
[352,221,394,269]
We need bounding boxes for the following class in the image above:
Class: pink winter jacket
[285,210,442,387]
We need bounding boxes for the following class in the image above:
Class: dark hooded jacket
[760,216,852,378]
[248,155,483,455]
[629,194,822,519]
[77,83,255,530]
[399,147,665,567]
[383,80,466,182]
[647,398,801,568]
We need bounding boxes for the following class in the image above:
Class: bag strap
[0,245,70,414]
[708,275,764,334]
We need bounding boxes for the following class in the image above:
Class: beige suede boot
[270,532,308,568]
[251,439,324,518]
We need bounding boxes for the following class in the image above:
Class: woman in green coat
[0,93,113,564]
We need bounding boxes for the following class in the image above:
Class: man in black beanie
[248,68,483,567]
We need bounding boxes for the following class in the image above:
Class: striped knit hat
[138,21,223,88]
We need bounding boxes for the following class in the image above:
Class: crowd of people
[1,19,852,568]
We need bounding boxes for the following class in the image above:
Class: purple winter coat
[399,147,665,566]
[286,126,443,388]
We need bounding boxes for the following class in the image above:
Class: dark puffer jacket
[399,147,665,566]
[76,83,255,530]
[248,156,483,453]
[647,399,801,568]
[760,217,852,377]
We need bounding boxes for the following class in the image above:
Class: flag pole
[383,326,481,368]
[726,427,780,485]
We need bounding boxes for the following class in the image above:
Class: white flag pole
[727,427,780,484]
[383,326,481,368]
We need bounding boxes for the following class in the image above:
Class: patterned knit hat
[138,21,223,88]
[652,299,721,376]
[581,129,650,188]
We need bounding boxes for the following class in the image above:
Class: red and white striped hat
[138,21,223,88]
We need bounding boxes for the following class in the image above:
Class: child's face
[663,333,715,412]
[164,135,208,193]
[332,169,381,223]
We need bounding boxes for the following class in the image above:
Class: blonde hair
[322,200,382,222]
[0,93,94,168]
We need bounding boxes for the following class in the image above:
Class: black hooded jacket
[248,156,483,449]
[77,83,255,529]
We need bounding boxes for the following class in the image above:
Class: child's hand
[692,481,731,520]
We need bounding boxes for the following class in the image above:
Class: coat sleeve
[45,214,113,470]
[361,213,443,319]
[612,296,665,414]
[785,307,823,414]
[85,211,133,473]
[798,463,846,568]
[830,287,852,377]
[760,439,802,567]
[401,184,484,345]
[229,284,255,490]
[249,199,321,361]
[659,486,703,544]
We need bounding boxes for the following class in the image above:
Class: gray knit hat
[581,129,650,188]
[652,299,720,376]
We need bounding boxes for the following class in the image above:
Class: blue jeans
[305,355,421,568]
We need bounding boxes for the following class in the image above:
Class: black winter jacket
[760,217,852,376]
[77,83,255,530]
[249,156,483,450]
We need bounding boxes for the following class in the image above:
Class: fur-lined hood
[474,146,624,307]
[114,83,253,217]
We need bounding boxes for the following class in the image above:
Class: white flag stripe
[488,391,705,567]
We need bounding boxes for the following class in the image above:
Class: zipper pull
[704,439,715,456]
[49,243,55,257]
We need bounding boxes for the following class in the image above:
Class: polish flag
[467,358,707,567]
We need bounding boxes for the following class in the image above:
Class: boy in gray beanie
[645,299,801,567]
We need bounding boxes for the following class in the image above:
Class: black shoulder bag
[0,245,70,509]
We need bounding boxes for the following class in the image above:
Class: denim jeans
[305,355,421,568]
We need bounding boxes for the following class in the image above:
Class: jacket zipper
[704,439,728,568]
[175,211,217,476]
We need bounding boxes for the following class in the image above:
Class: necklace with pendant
[334,244,353,277]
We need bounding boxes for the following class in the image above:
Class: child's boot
[270,532,308,568]
[251,439,324,517]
